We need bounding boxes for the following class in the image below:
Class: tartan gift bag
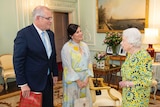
[19,91,42,107]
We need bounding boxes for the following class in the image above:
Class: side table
[93,65,121,89]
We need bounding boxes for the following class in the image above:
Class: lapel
[30,25,49,58]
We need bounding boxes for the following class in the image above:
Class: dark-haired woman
[61,24,94,107]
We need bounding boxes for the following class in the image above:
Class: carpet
[0,81,63,107]
[0,81,160,107]
[0,91,20,107]
[53,81,63,106]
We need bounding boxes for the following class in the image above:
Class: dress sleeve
[61,44,80,84]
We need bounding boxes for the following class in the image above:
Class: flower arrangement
[94,52,106,62]
[103,32,122,47]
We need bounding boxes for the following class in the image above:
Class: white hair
[122,28,142,47]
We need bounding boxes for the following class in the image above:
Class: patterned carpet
[54,81,63,106]
[0,91,20,107]
[0,81,160,107]
[0,81,63,107]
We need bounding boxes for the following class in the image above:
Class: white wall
[0,0,17,54]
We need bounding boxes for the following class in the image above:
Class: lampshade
[143,28,159,44]
[143,28,159,58]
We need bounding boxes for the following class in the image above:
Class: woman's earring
[70,35,72,39]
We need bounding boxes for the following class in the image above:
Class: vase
[96,60,105,69]
[112,46,117,55]
[105,56,110,66]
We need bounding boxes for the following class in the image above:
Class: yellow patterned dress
[61,40,94,107]
[121,49,152,107]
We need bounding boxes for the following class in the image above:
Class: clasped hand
[76,78,88,89]
[119,81,133,88]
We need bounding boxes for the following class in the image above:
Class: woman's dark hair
[67,24,79,40]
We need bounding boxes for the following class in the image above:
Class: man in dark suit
[13,6,58,107]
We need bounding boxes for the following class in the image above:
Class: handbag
[19,91,42,107]
[74,89,89,107]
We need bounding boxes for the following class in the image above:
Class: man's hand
[53,76,58,85]
[21,85,30,98]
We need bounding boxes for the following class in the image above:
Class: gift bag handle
[76,88,81,98]
[75,88,84,99]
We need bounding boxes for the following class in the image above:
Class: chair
[0,54,16,90]
[151,71,158,101]
[89,77,122,107]
[151,79,157,101]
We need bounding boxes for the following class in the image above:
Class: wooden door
[53,12,68,63]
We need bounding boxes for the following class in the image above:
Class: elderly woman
[119,28,152,107]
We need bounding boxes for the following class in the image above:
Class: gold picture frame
[154,52,160,62]
[96,0,149,33]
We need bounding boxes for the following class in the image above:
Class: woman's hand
[76,80,85,89]
[119,81,126,88]
[83,78,89,87]
[119,81,133,88]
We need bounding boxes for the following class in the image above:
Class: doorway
[53,12,69,63]
[53,12,69,80]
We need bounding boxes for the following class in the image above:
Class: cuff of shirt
[18,83,28,87]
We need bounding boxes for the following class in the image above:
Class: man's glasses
[40,16,53,21]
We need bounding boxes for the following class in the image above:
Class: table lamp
[143,28,159,57]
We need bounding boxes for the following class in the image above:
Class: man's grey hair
[32,6,51,20]
[122,28,142,47]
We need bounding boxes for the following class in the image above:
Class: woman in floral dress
[61,24,94,107]
[119,28,152,107]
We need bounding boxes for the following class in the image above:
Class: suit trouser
[42,74,53,107]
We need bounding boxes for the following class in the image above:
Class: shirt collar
[33,24,45,36]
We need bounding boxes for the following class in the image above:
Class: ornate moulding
[16,0,77,30]
[49,0,77,3]
[46,0,78,29]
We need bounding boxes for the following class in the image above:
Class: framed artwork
[118,46,126,56]
[96,0,149,33]
[154,52,160,62]
[106,46,113,54]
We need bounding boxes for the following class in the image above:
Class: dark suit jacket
[13,24,58,91]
